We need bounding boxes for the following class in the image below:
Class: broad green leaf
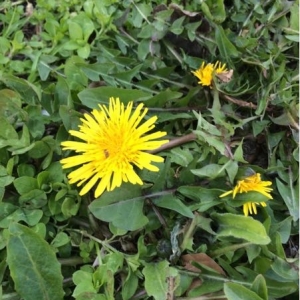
[178,186,222,211]
[145,90,182,107]
[77,62,115,81]
[211,213,271,245]
[215,26,240,59]
[153,195,194,218]
[224,282,264,300]
[0,89,25,120]
[0,203,18,228]
[170,147,194,167]
[7,223,64,300]
[28,141,50,158]
[72,270,99,298]
[143,261,178,300]
[289,2,299,31]
[269,216,292,244]
[251,274,268,300]
[0,74,41,104]
[13,176,38,195]
[191,164,226,179]
[246,244,261,263]
[68,21,83,40]
[78,87,152,109]
[51,232,70,248]
[19,189,47,209]
[270,257,299,282]
[0,116,18,142]
[265,278,298,298]
[188,280,223,297]
[276,178,299,221]
[122,270,138,300]
[224,191,272,206]
[89,183,148,231]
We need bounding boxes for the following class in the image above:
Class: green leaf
[28,141,50,158]
[122,270,138,300]
[143,260,178,300]
[7,223,64,300]
[251,274,268,300]
[13,176,38,195]
[178,186,222,211]
[215,26,240,59]
[170,147,194,167]
[153,195,194,218]
[19,189,47,209]
[211,213,271,245]
[192,164,226,179]
[0,116,18,141]
[68,21,83,40]
[188,280,223,297]
[224,282,264,300]
[0,74,41,104]
[246,244,261,263]
[269,216,292,244]
[89,183,148,231]
[78,87,152,109]
[270,257,299,282]
[51,232,70,248]
[276,178,299,221]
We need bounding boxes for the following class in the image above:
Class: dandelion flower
[192,61,228,86]
[214,61,227,74]
[219,173,273,216]
[60,97,168,198]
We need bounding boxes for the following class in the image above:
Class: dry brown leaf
[216,69,234,83]
[181,253,226,275]
[169,3,199,17]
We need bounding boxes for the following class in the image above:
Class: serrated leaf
[7,223,64,300]
[211,213,271,245]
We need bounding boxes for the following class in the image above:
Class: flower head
[219,173,273,216]
[192,61,228,86]
[60,97,168,198]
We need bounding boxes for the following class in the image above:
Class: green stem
[209,242,252,257]
[58,257,87,266]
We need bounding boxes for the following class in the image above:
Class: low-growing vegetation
[0,0,298,299]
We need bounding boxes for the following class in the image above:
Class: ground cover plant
[0,0,299,299]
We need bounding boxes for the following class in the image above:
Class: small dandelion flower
[192,61,230,86]
[60,97,169,198]
[214,61,227,74]
[219,173,273,216]
[191,62,215,86]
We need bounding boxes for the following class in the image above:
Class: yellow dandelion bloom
[214,61,227,74]
[192,61,228,86]
[60,97,168,198]
[191,62,215,86]
[219,173,273,216]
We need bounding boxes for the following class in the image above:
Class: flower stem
[149,133,197,154]
[209,242,252,257]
